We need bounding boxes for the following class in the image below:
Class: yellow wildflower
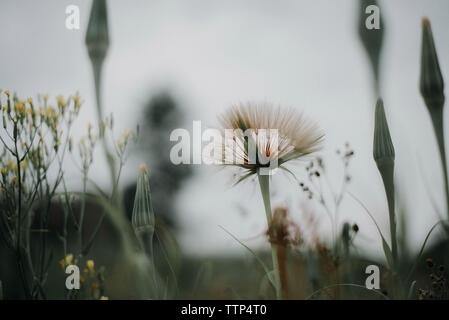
[65,253,73,265]
[123,130,131,140]
[87,260,95,273]
[56,95,65,107]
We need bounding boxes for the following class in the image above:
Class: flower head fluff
[217,102,324,183]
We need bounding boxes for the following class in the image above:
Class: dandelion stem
[257,173,283,300]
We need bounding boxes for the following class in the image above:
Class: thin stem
[14,131,32,299]
[91,58,119,207]
[139,230,158,298]
[78,173,87,255]
[379,161,399,298]
[257,173,283,300]
[430,108,449,219]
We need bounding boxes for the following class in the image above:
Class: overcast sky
[2,0,449,260]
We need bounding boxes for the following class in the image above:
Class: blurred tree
[124,91,193,230]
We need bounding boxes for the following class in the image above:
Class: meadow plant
[0,0,164,300]
[217,102,324,299]
[358,0,384,95]
[419,19,449,219]
[0,91,82,298]
[2,0,449,301]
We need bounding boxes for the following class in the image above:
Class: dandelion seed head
[217,102,324,180]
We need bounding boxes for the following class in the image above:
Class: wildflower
[59,259,65,268]
[83,268,88,276]
[419,18,449,218]
[1,167,6,177]
[85,0,110,62]
[132,164,155,234]
[65,253,73,265]
[217,102,324,182]
[73,92,82,110]
[420,18,445,110]
[373,99,395,165]
[117,139,123,149]
[123,130,131,141]
[44,106,55,119]
[217,102,323,300]
[373,98,397,269]
[56,95,66,108]
[54,140,61,152]
[426,258,434,268]
[358,0,384,94]
[87,260,95,273]
[100,296,109,300]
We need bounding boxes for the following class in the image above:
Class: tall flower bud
[85,0,109,66]
[420,18,445,109]
[419,18,449,217]
[131,164,159,297]
[132,164,155,236]
[85,0,118,196]
[85,0,110,135]
[373,99,397,267]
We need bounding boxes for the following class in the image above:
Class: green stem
[257,173,283,300]
[14,132,32,299]
[139,230,158,298]
[90,57,119,207]
[378,161,399,298]
[430,108,449,220]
